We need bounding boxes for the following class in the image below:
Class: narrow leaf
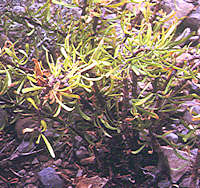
[53,91,75,111]
[41,134,55,158]
[77,104,92,121]
[27,97,39,110]
[131,144,145,154]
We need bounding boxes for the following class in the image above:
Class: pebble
[53,159,62,166]
[75,149,89,160]
[190,148,198,156]
[183,105,200,124]
[76,169,83,177]
[25,176,37,184]
[18,169,26,176]
[164,132,178,143]
[37,167,64,188]
[12,5,26,15]
[32,158,39,165]
[24,184,38,188]
[38,154,49,162]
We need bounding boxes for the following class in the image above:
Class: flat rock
[161,0,194,27]
[161,146,195,183]
[37,167,64,188]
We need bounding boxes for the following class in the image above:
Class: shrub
[0,0,199,158]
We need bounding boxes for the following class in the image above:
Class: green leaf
[27,75,37,83]
[144,23,152,45]
[173,148,189,161]
[182,129,196,142]
[100,117,120,133]
[16,78,25,94]
[22,86,43,93]
[36,134,41,144]
[81,75,103,82]
[27,97,39,110]
[0,109,8,131]
[105,1,128,8]
[27,28,35,36]
[79,61,97,73]
[61,46,68,59]
[95,118,112,138]
[5,69,12,87]
[53,104,61,117]
[18,49,28,57]
[41,134,55,158]
[4,48,15,58]
[77,104,92,121]
[163,77,173,95]
[53,91,75,111]
[131,144,145,154]
[136,106,159,119]
[40,120,47,132]
[89,38,104,64]
[60,92,80,99]
[34,0,50,15]
[114,45,120,58]
[0,72,9,95]
[132,93,154,106]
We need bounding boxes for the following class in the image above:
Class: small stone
[18,169,26,176]
[62,161,69,168]
[157,179,171,188]
[76,169,83,177]
[54,159,62,166]
[164,132,178,143]
[24,165,30,169]
[183,104,200,124]
[161,146,195,183]
[12,6,26,15]
[38,154,49,162]
[24,184,37,188]
[28,172,35,176]
[32,158,39,165]
[170,124,177,129]
[181,129,188,135]
[190,148,198,156]
[75,149,89,160]
[25,176,37,184]
[179,176,192,188]
[37,167,64,188]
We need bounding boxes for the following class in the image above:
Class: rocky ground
[0,0,200,187]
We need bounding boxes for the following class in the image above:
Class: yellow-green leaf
[131,144,145,154]
[27,97,39,110]
[60,92,80,99]
[22,86,43,93]
[53,104,61,117]
[100,118,120,133]
[133,94,153,106]
[41,134,55,158]
[40,120,47,132]
[77,104,92,121]
[53,91,75,111]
